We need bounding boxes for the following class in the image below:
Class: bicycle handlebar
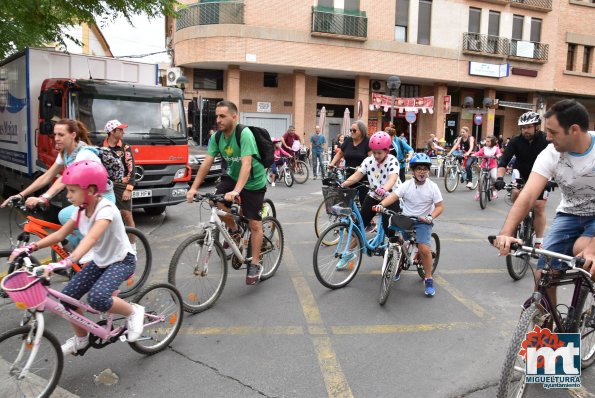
[7,198,48,213]
[193,192,238,207]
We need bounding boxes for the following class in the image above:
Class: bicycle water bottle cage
[331,205,352,216]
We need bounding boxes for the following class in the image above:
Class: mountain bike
[288,156,309,184]
[168,193,284,313]
[488,237,595,398]
[1,199,151,298]
[0,255,183,398]
[266,157,294,187]
[443,155,480,193]
[475,155,499,210]
[377,209,441,305]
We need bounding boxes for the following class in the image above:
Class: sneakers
[246,263,263,285]
[393,272,401,282]
[126,303,145,342]
[271,182,276,187]
[313,175,317,180]
[466,182,473,189]
[474,192,480,201]
[492,191,498,200]
[61,335,90,355]
[336,251,355,270]
[424,278,435,297]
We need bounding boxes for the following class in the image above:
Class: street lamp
[387,76,401,127]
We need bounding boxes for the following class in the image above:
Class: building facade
[166,0,595,149]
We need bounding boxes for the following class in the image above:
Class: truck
[0,48,190,216]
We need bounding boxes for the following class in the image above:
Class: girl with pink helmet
[9,160,144,355]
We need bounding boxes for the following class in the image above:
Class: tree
[0,0,178,58]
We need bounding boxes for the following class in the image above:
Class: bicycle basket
[389,215,415,231]
[1,270,47,309]
[322,186,357,215]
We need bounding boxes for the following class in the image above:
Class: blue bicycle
[313,186,388,289]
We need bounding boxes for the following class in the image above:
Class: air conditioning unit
[370,80,387,93]
[166,67,182,87]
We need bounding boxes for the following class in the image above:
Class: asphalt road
[1,172,594,398]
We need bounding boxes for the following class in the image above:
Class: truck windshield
[71,92,186,138]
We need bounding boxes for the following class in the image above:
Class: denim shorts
[391,220,433,246]
[537,212,595,270]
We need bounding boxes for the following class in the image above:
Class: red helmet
[369,132,392,150]
[62,160,108,193]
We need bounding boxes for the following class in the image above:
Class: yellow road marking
[312,336,354,398]
[433,275,492,319]
[366,268,505,276]
[178,326,304,335]
[291,275,323,325]
[331,321,483,335]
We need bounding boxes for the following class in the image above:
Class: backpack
[82,146,125,182]
[215,124,275,167]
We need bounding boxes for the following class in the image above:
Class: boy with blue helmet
[374,153,444,296]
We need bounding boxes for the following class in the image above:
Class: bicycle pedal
[74,345,91,357]
[119,335,127,342]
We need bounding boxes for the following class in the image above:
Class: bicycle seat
[331,205,352,216]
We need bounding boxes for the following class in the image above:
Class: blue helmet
[409,153,432,168]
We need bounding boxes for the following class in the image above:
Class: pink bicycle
[0,256,183,398]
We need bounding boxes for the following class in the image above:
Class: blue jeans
[537,212,595,270]
[464,157,475,183]
[312,151,325,178]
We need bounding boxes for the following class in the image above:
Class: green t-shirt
[208,125,267,190]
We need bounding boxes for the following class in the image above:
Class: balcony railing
[509,40,549,61]
[311,6,367,39]
[463,33,509,57]
[510,0,553,12]
[176,1,244,31]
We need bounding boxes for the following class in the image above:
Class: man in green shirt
[187,100,267,284]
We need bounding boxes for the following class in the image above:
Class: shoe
[126,303,145,342]
[62,335,89,355]
[271,182,275,187]
[393,272,401,282]
[246,263,263,285]
[313,175,317,180]
[336,251,355,270]
[492,191,498,200]
[474,192,480,201]
[466,182,473,189]
[424,278,435,297]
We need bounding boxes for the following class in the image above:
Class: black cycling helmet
[518,111,541,126]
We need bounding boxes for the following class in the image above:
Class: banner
[370,93,434,114]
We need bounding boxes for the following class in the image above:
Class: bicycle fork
[12,312,45,379]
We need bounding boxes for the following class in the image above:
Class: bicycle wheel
[497,303,549,398]
[314,200,340,245]
[0,325,63,398]
[129,283,183,355]
[284,169,294,187]
[168,232,228,313]
[444,166,459,192]
[506,224,530,281]
[313,222,363,289]
[417,233,440,279]
[577,285,595,368]
[259,216,284,280]
[118,227,152,298]
[293,160,309,184]
[379,246,400,306]
[261,198,277,219]
[471,164,480,190]
[479,174,489,210]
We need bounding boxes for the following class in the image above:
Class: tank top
[460,137,471,152]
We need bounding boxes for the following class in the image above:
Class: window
[468,8,481,33]
[263,72,278,88]
[193,69,224,90]
[317,77,355,99]
[344,0,360,10]
[584,46,593,73]
[395,0,410,42]
[398,84,419,98]
[530,18,542,42]
[512,15,523,41]
[488,11,500,36]
[417,0,432,45]
[318,0,333,7]
[567,44,576,71]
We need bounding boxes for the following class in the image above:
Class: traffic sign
[405,111,417,124]
[474,114,483,126]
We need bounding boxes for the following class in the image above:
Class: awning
[497,101,534,111]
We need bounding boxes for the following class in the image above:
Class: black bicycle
[503,181,535,281]
[488,236,595,397]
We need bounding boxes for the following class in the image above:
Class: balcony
[176,1,244,31]
[509,40,549,62]
[510,0,553,12]
[463,33,509,58]
[311,6,367,40]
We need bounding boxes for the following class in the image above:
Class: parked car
[188,139,223,182]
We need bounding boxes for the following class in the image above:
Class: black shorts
[215,176,266,221]
[113,182,132,211]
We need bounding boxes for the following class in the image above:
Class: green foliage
[0,0,178,58]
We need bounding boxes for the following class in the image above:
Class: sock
[534,237,543,245]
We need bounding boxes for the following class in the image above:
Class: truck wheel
[144,206,166,216]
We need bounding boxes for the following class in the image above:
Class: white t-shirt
[394,178,443,217]
[70,198,133,267]
[532,132,595,216]
[358,154,400,200]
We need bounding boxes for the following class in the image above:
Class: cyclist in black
[494,111,549,247]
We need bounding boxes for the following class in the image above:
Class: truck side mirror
[38,89,61,135]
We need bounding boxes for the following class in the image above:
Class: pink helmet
[369,131,392,150]
[62,160,108,193]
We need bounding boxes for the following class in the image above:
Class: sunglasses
[350,129,358,133]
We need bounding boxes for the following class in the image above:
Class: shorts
[216,176,266,221]
[537,212,595,270]
[113,182,132,211]
[391,220,433,246]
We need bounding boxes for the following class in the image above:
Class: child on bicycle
[374,153,444,297]
[472,135,502,201]
[270,138,293,187]
[9,160,144,355]
[338,131,400,268]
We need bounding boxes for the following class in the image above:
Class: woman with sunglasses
[328,120,371,204]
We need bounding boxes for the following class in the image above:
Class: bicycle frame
[202,204,250,264]
[334,200,387,257]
